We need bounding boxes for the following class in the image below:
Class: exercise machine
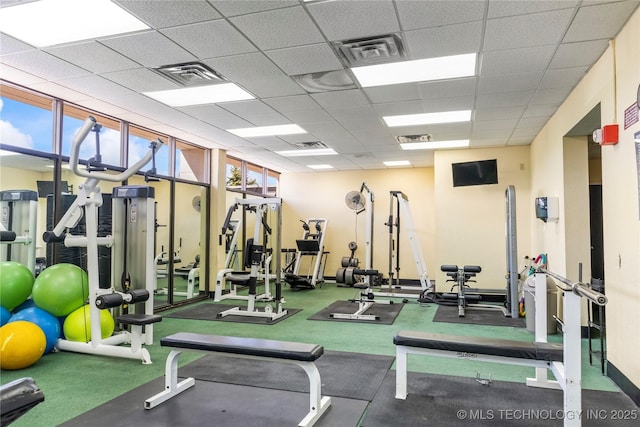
[44,116,161,364]
[0,190,37,274]
[440,265,498,317]
[505,185,519,317]
[216,197,288,321]
[376,191,432,299]
[284,218,328,289]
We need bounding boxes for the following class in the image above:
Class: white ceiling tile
[280,109,335,124]
[422,95,475,112]
[114,0,221,28]
[327,105,380,122]
[419,78,478,99]
[306,0,399,41]
[512,126,542,138]
[563,1,640,42]
[27,81,92,102]
[518,116,550,129]
[240,77,306,98]
[549,39,610,69]
[221,100,280,117]
[0,34,35,56]
[178,104,251,128]
[522,104,559,118]
[372,100,425,116]
[484,9,574,51]
[265,44,342,75]
[311,89,370,109]
[488,0,579,19]
[481,45,556,75]
[470,137,509,147]
[210,1,298,17]
[45,41,140,74]
[1,50,91,81]
[472,127,513,139]
[161,20,256,59]
[474,106,526,121]
[364,83,421,104]
[530,87,573,105]
[204,52,284,82]
[101,68,179,92]
[230,6,324,50]
[473,119,519,131]
[404,21,483,59]
[539,66,588,89]
[508,136,535,145]
[396,0,485,30]
[476,91,535,108]
[263,95,322,113]
[0,64,47,85]
[478,72,543,94]
[100,31,196,68]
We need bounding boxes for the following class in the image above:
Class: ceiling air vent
[292,70,356,93]
[294,141,329,149]
[154,62,227,87]
[396,134,432,144]
[334,33,405,67]
[349,152,374,159]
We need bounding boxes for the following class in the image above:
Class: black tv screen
[452,159,498,187]
[36,181,69,198]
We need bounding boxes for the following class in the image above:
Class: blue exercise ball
[9,307,61,353]
[0,307,10,326]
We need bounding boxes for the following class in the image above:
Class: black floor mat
[308,300,404,324]
[164,302,301,324]
[61,378,367,427]
[432,304,525,327]
[361,371,639,427]
[180,350,395,402]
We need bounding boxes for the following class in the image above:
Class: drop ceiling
[0,0,638,173]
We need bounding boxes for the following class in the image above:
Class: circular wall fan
[192,196,201,212]
[345,191,365,212]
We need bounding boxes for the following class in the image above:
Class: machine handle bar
[537,267,607,306]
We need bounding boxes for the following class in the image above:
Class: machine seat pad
[161,332,324,362]
[117,313,163,326]
[394,331,562,362]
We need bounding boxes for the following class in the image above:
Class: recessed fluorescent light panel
[307,164,334,169]
[384,160,411,167]
[144,83,254,107]
[275,148,337,157]
[351,53,476,87]
[400,140,470,150]
[229,124,306,138]
[383,110,472,127]
[0,0,149,47]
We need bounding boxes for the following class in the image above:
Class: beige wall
[529,8,640,388]
[280,168,435,283]
[434,145,531,289]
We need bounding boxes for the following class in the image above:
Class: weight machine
[44,116,161,364]
[216,197,288,321]
[0,190,37,274]
[376,191,432,299]
[284,218,328,289]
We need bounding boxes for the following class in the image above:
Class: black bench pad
[394,331,562,362]
[161,332,324,362]
[117,314,163,326]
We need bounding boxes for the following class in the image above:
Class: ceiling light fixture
[400,140,470,150]
[383,160,411,167]
[383,110,472,127]
[275,148,337,157]
[144,83,254,106]
[307,164,334,169]
[351,53,476,87]
[229,124,307,138]
[0,0,149,47]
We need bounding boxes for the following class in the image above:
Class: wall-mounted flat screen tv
[36,181,69,198]
[452,159,498,187]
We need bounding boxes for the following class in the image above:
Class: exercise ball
[0,321,46,370]
[13,298,37,313]
[32,264,89,317]
[0,261,34,310]
[0,307,11,326]
[9,307,61,353]
[63,305,114,342]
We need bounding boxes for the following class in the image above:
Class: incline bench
[145,333,331,427]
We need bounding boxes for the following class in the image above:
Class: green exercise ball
[0,261,34,311]
[32,264,89,317]
[63,305,114,342]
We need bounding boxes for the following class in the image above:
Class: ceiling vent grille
[334,33,406,67]
[154,62,227,87]
[292,70,356,93]
[294,141,329,149]
[396,134,432,144]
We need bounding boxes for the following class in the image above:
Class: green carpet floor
[1,282,619,427]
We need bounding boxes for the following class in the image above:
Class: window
[62,104,122,166]
[176,139,208,183]
[128,125,169,177]
[226,157,243,190]
[267,170,279,196]
[0,84,54,153]
[246,163,263,195]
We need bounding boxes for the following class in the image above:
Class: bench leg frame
[145,349,331,427]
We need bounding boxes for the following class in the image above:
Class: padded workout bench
[145,332,331,427]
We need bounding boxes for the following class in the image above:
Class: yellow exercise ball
[0,321,46,370]
[63,305,115,342]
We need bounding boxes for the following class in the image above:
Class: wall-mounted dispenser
[535,197,559,223]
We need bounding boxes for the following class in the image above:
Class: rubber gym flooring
[2,281,632,426]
